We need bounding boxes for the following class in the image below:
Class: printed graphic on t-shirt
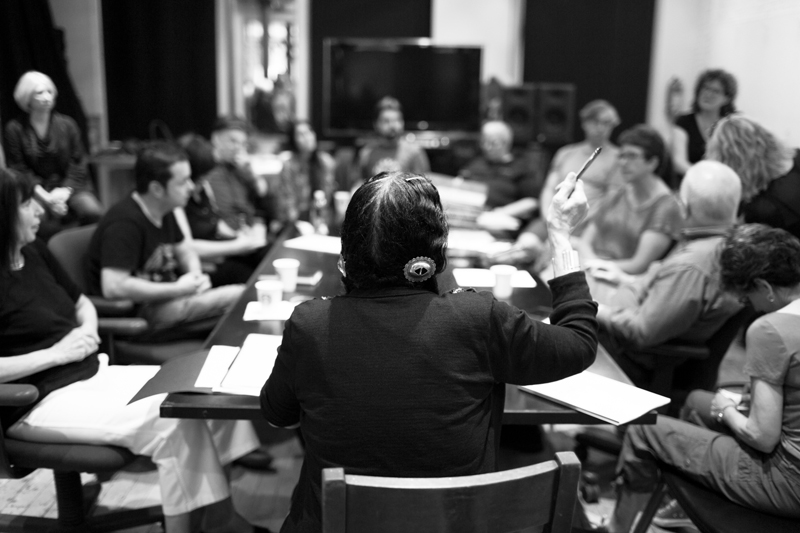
[136,243,179,282]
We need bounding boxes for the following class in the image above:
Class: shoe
[652,498,694,529]
[233,447,276,472]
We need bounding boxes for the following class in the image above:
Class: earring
[337,257,346,277]
[768,294,775,303]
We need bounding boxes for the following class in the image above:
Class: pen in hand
[555,146,602,198]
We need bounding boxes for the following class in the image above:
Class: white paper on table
[213,334,283,396]
[283,234,341,255]
[520,370,670,426]
[447,229,513,256]
[243,300,299,321]
[194,345,240,388]
[453,268,536,288]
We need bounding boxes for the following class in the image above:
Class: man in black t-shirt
[87,142,243,338]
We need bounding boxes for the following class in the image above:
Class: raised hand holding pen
[547,171,589,237]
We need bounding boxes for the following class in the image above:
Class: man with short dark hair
[206,116,269,233]
[356,96,430,184]
[87,141,243,338]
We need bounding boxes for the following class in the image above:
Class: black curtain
[310,0,432,139]
[102,0,217,142]
[523,0,656,143]
[0,0,88,147]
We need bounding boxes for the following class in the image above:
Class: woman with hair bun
[261,170,599,533]
[705,114,800,240]
[3,71,104,239]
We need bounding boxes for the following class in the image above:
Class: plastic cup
[490,264,517,299]
[334,191,351,218]
[255,279,283,307]
[273,258,301,293]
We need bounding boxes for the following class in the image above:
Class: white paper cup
[490,264,517,299]
[256,279,283,307]
[334,190,351,217]
[273,258,301,293]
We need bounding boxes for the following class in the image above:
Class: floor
[0,339,747,532]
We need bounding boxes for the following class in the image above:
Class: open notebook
[194,334,283,396]
[520,370,670,425]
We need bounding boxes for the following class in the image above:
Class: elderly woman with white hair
[3,70,104,239]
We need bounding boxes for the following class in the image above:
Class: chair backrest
[47,224,97,294]
[322,451,581,533]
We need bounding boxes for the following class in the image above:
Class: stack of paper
[283,234,341,255]
[243,300,299,321]
[453,268,537,288]
[520,371,670,425]
[193,334,283,397]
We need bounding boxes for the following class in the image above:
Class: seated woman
[176,133,268,287]
[0,168,265,533]
[605,224,800,531]
[669,69,738,182]
[273,120,336,235]
[260,170,599,532]
[3,71,104,239]
[705,114,800,241]
[574,125,682,284]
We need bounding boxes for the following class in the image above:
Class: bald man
[597,160,745,390]
[460,121,545,226]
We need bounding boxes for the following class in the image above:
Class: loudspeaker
[501,84,537,145]
[535,83,576,146]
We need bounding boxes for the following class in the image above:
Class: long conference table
[160,229,656,426]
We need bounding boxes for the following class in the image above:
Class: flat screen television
[323,39,482,139]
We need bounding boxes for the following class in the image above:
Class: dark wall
[0,0,87,147]
[310,0,432,139]
[102,0,217,141]
[523,0,656,143]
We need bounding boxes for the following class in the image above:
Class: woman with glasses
[573,125,682,286]
[670,69,738,180]
[705,114,800,241]
[602,223,800,531]
[261,170,598,533]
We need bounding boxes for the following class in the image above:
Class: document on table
[283,234,341,255]
[520,371,670,425]
[453,268,537,288]
[243,300,299,321]
[193,334,283,397]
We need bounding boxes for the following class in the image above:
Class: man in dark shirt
[87,141,243,338]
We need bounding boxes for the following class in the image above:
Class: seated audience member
[261,170,599,532]
[596,161,743,389]
[176,134,267,287]
[206,117,269,233]
[705,114,800,240]
[355,96,430,185]
[669,69,738,180]
[460,120,544,234]
[576,125,682,281]
[540,100,622,227]
[86,141,244,340]
[604,224,800,532]
[273,120,336,234]
[0,168,264,533]
[3,71,104,239]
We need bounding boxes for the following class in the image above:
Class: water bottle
[311,189,329,235]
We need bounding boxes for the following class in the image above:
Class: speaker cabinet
[501,84,537,145]
[535,83,576,147]
[501,83,576,147]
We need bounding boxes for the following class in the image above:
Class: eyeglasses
[618,151,645,161]
[700,84,726,96]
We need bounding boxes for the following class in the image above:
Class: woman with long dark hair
[261,170,599,532]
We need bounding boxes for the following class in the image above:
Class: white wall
[49,0,107,149]
[648,0,800,146]
[431,0,524,85]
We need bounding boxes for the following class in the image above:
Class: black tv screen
[323,39,482,137]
